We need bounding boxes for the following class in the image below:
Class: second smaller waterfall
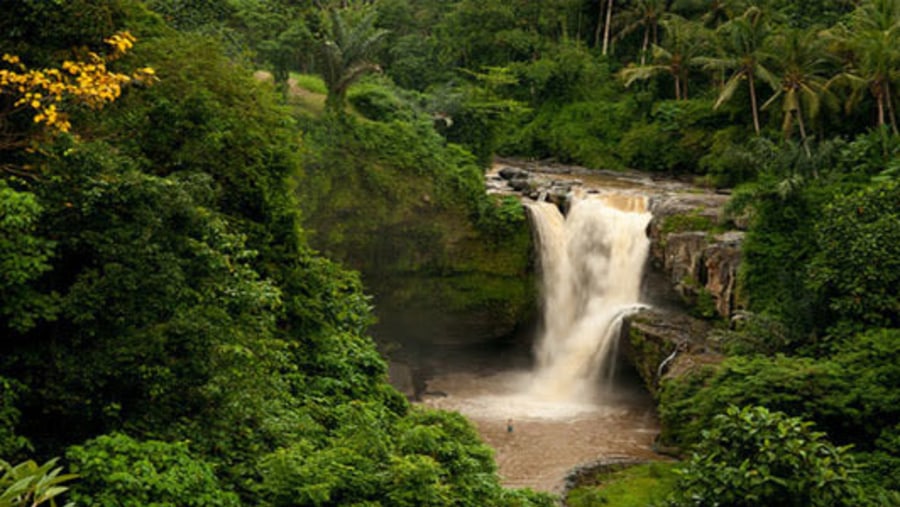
[525,194,652,404]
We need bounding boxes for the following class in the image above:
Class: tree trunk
[874,80,886,129]
[796,108,812,159]
[674,74,681,100]
[749,72,761,135]
[594,0,606,48]
[885,80,899,136]
[795,107,818,178]
[602,0,614,56]
[641,26,649,64]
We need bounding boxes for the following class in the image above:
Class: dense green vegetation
[1,0,898,505]
[297,101,535,351]
[668,405,866,506]
[567,462,678,507]
[0,1,550,506]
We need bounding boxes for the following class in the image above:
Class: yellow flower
[1,31,154,140]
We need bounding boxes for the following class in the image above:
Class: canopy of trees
[1,0,897,505]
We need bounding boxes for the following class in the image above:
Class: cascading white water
[525,193,652,403]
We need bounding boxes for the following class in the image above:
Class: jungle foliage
[0,1,552,506]
[1,0,898,505]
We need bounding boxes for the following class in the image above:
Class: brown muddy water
[420,362,660,494]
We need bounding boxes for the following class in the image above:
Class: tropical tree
[0,32,154,154]
[600,0,616,55]
[619,15,710,100]
[317,8,388,112]
[702,0,751,28]
[761,27,837,155]
[0,182,55,332]
[435,0,529,70]
[617,0,669,64]
[698,6,777,134]
[826,0,900,135]
[509,0,583,42]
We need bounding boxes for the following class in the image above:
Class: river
[419,344,659,493]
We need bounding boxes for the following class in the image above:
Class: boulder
[621,308,718,397]
[498,165,530,181]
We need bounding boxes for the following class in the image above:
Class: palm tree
[672,0,750,28]
[617,0,669,64]
[702,0,755,28]
[619,15,711,100]
[761,27,838,155]
[601,0,616,56]
[317,8,388,113]
[697,6,776,134]
[826,0,900,134]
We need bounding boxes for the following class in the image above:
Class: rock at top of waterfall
[499,166,530,180]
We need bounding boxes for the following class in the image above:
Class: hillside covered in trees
[1,0,898,505]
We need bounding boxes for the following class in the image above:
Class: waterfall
[525,193,652,403]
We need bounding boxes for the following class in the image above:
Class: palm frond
[714,72,744,109]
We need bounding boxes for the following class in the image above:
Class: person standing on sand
[507,418,514,433]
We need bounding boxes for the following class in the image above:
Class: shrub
[291,73,328,95]
[656,355,848,447]
[619,122,678,172]
[0,457,76,507]
[698,128,764,187]
[0,377,28,459]
[347,79,419,123]
[66,433,239,507]
[620,100,729,174]
[659,334,900,453]
[507,99,633,169]
[808,180,900,334]
[667,406,864,507]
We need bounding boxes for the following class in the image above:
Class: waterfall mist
[525,194,652,404]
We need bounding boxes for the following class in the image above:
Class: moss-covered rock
[297,116,535,351]
[621,308,715,398]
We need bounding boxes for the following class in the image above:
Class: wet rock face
[662,232,708,298]
[644,188,744,319]
[646,200,744,320]
[703,232,743,318]
[650,228,744,319]
[621,308,720,397]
